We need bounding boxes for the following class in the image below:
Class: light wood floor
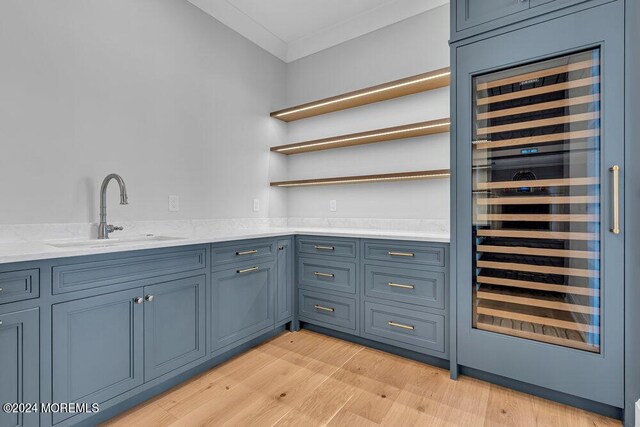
[102,330,621,427]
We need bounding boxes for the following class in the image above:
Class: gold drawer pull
[388,282,415,290]
[388,321,415,330]
[314,304,335,312]
[315,245,335,251]
[237,267,259,274]
[388,251,415,257]
[236,249,258,256]
[314,272,335,278]
[610,165,620,234]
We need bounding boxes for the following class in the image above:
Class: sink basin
[47,235,186,249]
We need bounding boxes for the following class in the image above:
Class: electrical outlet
[330,200,337,212]
[253,199,260,212]
[168,195,179,212]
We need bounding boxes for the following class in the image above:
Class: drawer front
[297,237,357,259]
[0,269,39,304]
[211,239,275,267]
[298,290,356,332]
[364,241,446,267]
[363,301,445,354]
[364,264,445,309]
[53,247,207,295]
[298,258,356,294]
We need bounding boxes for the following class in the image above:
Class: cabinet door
[457,0,530,31]
[276,238,294,325]
[455,2,624,407]
[52,289,144,424]
[144,275,206,381]
[211,261,275,353]
[0,309,38,427]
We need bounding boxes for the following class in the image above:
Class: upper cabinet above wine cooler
[452,0,595,42]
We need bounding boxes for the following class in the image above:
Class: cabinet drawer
[363,301,446,355]
[298,257,357,294]
[297,237,357,259]
[0,269,39,304]
[364,264,445,309]
[364,241,446,267]
[53,247,206,295]
[211,239,275,267]
[298,290,356,332]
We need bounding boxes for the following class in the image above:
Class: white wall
[281,5,450,220]
[0,0,288,225]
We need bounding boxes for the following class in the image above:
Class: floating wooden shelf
[270,118,450,155]
[270,169,450,188]
[270,67,451,122]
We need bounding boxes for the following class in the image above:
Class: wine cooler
[472,49,603,353]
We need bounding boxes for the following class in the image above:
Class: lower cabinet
[211,260,275,353]
[276,238,294,325]
[298,289,357,334]
[52,275,206,424]
[52,289,144,425]
[362,301,446,355]
[0,308,39,427]
[143,276,206,381]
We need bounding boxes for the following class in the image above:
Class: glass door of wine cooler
[455,3,624,408]
[472,49,602,353]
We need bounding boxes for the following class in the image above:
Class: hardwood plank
[271,68,450,122]
[475,176,598,190]
[476,229,599,241]
[476,94,599,120]
[101,402,177,427]
[476,290,598,314]
[476,275,599,297]
[477,260,599,278]
[476,195,599,205]
[473,128,598,149]
[477,111,599,136]
[477,322,599,352]
[271,169,451,187]
[476,244,599,259]
[477,76,600,106]
[476,58,599,91]
[476,307,598,334]
[475,213,598,222]
[271,118,450,154]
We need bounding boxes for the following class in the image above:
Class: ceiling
[186,0,449,62]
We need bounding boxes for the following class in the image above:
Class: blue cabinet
[276,238,294,325]
[143,275,206,381]
[0,269,39,305]
[52,289,144,424]
[452,0,624,409]
[0,308,39,427]
[211,260,275,354]
[456,0,530,32]
[453,0,594,41]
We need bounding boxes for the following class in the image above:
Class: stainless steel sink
[47,235,186,249]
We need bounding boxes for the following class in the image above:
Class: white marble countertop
[0,223,449,265]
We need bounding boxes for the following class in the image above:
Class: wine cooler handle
[610,165,620,235]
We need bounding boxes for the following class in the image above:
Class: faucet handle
[107,225,124,233]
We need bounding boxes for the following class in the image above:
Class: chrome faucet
[98,174,129,239]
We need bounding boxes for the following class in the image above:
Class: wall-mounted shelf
[271,169,450,187]
[270,67,451,122]
[270,118,450,155]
